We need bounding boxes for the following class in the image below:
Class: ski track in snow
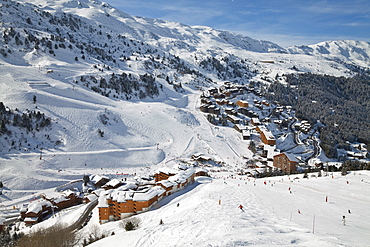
[84,173,370,247]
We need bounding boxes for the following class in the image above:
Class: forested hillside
[267,72,370,158]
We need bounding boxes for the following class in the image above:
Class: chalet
[236,100,249,108]
[262,117,270,123]
[91,175,109,188]
[273,153,299,173]
[226,115,241,124]
[195,168,209,177]
[102,179,124,190]
[220,90,231,97]
[154,168,177,182]
[43,190,83,211]
[242,129,251,140]
[200,94,210,100]
[207,105,220,115]
[251,118,261,126]
[234,124,247,133]
[21,200,53,225]
[83,194,98,204]
[258,126,276,146]
[225,107,237,116]
[347,151,366,159]
[261,100,270,107]
[255,103,263,109]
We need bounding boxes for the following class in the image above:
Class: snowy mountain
[0,0,369,189]
[287,40,370,69]
[0,0,370,246]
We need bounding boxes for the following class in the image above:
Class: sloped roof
[26,200,52,214]
[284,153,300,162]
[103,178,123,188]
[133,186,165,201]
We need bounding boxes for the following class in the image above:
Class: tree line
[266,72,370,158]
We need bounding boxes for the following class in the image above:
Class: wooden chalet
[226,115,241,124]
[49,191,82,211]
[273,153,299,173]
[91,175,110,188]
[251,118,261,126]
[102,179,124,190]
[234,124,247,133]
[154,168,177,182]
[258,126,276,145]
[21,200,53,225]
[236,100,249,108]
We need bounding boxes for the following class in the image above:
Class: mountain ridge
[0,0,369,193]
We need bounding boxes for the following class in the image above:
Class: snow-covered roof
[24,217,39,222]
[111,190,133,203]
[168,168,195,184]
[97,191,110,208]
[116,182,138,191]
[91,174,109,183]
[157,179,176,188]
[195,167,209,174]
[259,126,275,140]
[242,129,251,136]
[235,124,247,131]
[284,153,300,162]
[93,188,105,196]
[84,194,98,202]
[20,204,28,212]
[26,200,52,214]
[53,196,69,204]
[252,118,261,124]
[103,178,122,187]
[156,166,177,175]
[133,186,165,201]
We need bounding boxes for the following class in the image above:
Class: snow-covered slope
[288,40,370,68]
[29,171,370,247]
[0,0,370,246]
[0,0,369,195]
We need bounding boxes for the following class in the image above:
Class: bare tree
[17,224,79,247]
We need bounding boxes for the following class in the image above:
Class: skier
[342,215,346,226]
[238,204,244,212]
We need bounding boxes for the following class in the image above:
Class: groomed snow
[77,171,370,247]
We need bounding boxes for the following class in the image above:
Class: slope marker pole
[312,214,315,234]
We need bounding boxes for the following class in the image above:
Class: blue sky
[106,0,370,47]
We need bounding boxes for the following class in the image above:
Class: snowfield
[1,0,370,246]
[78,171,370,247]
